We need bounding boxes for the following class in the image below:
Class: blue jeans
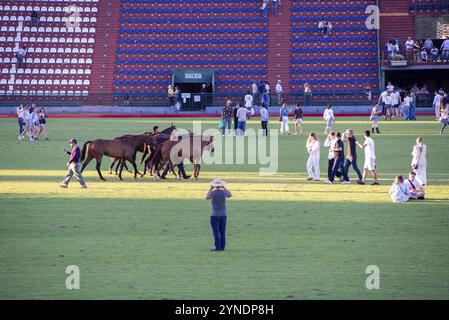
[210,216,227,250]
[330,157,348,182]
[263,5,268,17]
[222,117,232,135]
[440,118,449,134]
[18,117,24,135]
[344,156,362,181]
[237,121,246,135]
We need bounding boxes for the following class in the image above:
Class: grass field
[0,116,448,299]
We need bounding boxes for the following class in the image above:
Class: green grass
[0,116,448,299]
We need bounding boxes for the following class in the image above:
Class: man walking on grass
[343,129,364,184]
[359,130,379,185]
[60,139,87,189]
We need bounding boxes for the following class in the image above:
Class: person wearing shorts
[360,130,379,185]
[38,108,48,140]
[294,104,303,135]
[370,104,381,134]
[384,91,393,121]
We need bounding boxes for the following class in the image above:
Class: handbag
[218,118,224,129]
[412,148,422,170]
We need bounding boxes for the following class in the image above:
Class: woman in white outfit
[411,136,427,186]
[389,176,410,203]
[306,132,320,181]
[323,104,335,134]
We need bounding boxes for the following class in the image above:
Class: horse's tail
[80,140,93,162]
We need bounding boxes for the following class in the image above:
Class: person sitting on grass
[389,176,409,203]
[405,172,425,200]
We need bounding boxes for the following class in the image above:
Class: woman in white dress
[411,136,427,186]
[306,133,320,181]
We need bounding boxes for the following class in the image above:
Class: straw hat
[210,178,226,188]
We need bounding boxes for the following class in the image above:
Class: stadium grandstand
[0,0,448,111]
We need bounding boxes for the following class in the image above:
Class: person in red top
[60,138,87,189]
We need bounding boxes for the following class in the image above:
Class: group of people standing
[306,129,378,185]
[16,104,48,141]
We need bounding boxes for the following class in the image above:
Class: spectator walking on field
[323,104,335,134]
[306,133,320,181]
[60,139,87,189]
[370,103,381,133]
[433,90,443,120]
[236,103,249,137]
[279,103,290,135]
[221,99,233,136]
[359,130,379,185]
[294,104,303,135]
[206,178,232,252]
[260,104,269,137]
[343,129,364,184]
[324,132,337,181]
[325,132,349,184]
[16,104,25,137]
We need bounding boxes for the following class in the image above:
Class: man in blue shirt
[60,138,87,189]
[206,178,232,251]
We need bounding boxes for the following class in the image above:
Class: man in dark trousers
[325,132,349,184]
[206,178,232,252]
[60,139,87,188]
[343,129,364,184]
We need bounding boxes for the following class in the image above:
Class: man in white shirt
[275,80,283,106]
[405,37,414,62]
[441,36,449,60]
[433,91,443,120]
[236,104,248,137]
[251,82,258,106]
[378,89,389,116]
[406,172,425,200]
[323,132,337,181]
[360,130,379,185]
[323,104,335,134]
[391,89,401,117]
[384,91,393,120]
[259,105,269,136]
[244,91,253,109]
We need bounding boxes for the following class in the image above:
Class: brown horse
[80,134,155,181]
[109,125,177,176]
[150,135,214,180]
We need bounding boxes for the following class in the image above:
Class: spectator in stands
[325,21,333,37]
[30,10,39,27]
[413,39,425,62]
[393,35,402,52]
[16,46,27,69]
[271,0,280,16]
[418,85,429,95]
[318,21,325,36]
[251,82,258,106]
[405,37,415,62]
[406,172,425,200]
[304,83,312,106]
[385,41,394,61]
[430,46,439,62]
[424,38,433,54]
[123,94,130,106]
[275,80,283,105]
[167,85,175,107]
[441,36,449,61]
[200,84,207,110]
[389,176,409,203]
[261,0,269,18]
[221,99,233,136]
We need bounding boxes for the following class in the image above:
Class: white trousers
[307,155,320,180]
[415,165,427,186]
[280,116,289,132]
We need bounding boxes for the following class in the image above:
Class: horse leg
[109,158,117,174]
[81,153,94,173]
[95,155,106,181]
[129,158,139,180]
[118,159,125,181]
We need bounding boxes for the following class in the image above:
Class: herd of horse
[79,125,215,181]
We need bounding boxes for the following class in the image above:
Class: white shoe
[342,181,351,184]
[325,180,333,184]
